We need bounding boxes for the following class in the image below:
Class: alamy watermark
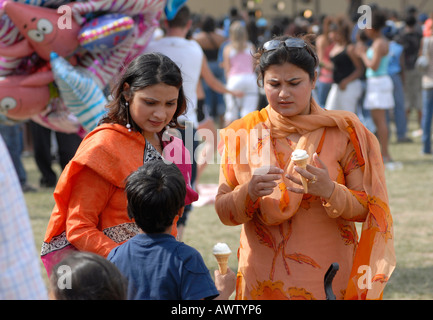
[55,5,373,30]
[357,5,373,30]
[56,265,72,289]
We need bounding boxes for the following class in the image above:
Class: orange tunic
[215,100,395,300]
[41,124,198,274]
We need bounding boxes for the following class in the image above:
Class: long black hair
[100,52,187,132]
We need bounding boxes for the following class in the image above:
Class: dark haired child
[108,160,235,300]
[49,251,128,300]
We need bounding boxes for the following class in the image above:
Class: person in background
[400,14,423,136]
[315,16,336,108]
[108,160,236,300]
[215,35,395,300]
[194,15,227,127]
[420,23,433,155]
[355,8,397,168]
[384,22,412,143]
[0,122,36,192]
[41,53,198,274]
[325,15,364,114]
[29,121,82,188]
[0,136,48,300]
[49,251,128,300]
[222,20,259,126]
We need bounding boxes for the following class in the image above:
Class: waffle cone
[214,253,231,274]
[294,158,308,193]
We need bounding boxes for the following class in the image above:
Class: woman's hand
[286,153,335,199]
[248,166,284,202]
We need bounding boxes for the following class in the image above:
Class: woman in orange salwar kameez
[215,36,395,300]
[41,53,198,275]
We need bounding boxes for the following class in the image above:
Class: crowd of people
[1,2,432,300]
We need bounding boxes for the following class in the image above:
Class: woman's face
[263,62,316,117]
[127,83,179,135]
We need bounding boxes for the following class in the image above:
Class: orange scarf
[220,99,395,299]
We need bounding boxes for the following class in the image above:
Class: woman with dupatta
[215,35,395,300]
[41,53,198,275]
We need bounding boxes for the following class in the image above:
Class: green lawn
[23,117,433,299]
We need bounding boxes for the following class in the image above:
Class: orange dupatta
[219,99,395,299]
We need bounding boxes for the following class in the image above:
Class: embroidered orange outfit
[41,124,197,274]
[216,100,395,300]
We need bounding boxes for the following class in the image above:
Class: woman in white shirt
[222,21,259,126]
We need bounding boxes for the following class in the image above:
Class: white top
[227,43,255,78]
[144,36,204,127]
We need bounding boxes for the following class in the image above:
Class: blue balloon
[50,52,107,132]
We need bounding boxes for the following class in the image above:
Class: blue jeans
[315,80,332,108]
[390,73,408,140]
[203,60,226,118]
[0,123,27,185]
[421,88,433,154]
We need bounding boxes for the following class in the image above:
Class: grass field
[23,117,433,300]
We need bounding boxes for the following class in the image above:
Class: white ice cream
[213,242,231,255]
[291,149,309,161]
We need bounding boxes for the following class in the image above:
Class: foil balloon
[31,96,87,138]
[50,51,107,132]
[164,0,188,21]
[0,1,80,60]
[0,70,54,119]
[78,13,134,52]
[76,30,135,88]
[0,55,22,76]
[72,0,165,20]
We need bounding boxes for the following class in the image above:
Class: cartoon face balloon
[0,71,54,120]
[0,1,80,60]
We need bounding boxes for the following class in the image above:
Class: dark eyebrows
[23,17,37,29]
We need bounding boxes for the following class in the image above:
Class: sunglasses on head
[262,38,318,65]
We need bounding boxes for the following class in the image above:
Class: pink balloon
[0,1,80,60]
[31,96,87,137]
[0,70,54,119]
[72,0,165,18]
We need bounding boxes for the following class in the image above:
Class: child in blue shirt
[108,160,235,300]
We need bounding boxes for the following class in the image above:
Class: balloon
[0,55,23,76]
[0,1,80,60]
[31,96,86,137]
[0,0,166,133]
[76,30,135,88]
[0,70,54,119]
[78,13,134,52]
[0,13,22,46]
[72,0,165,19]
[50,51,107,132]
[164,0,188,21]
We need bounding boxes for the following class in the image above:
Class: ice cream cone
[212,242,231,274]
[291,150,310,193]
[214,253,231,274]
[293,158,309,193]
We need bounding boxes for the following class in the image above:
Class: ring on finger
[309,176,317,184]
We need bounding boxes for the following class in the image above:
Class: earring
[125,102,131,132]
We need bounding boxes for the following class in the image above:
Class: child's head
[125,160,186,233]
[49,251,127,300]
